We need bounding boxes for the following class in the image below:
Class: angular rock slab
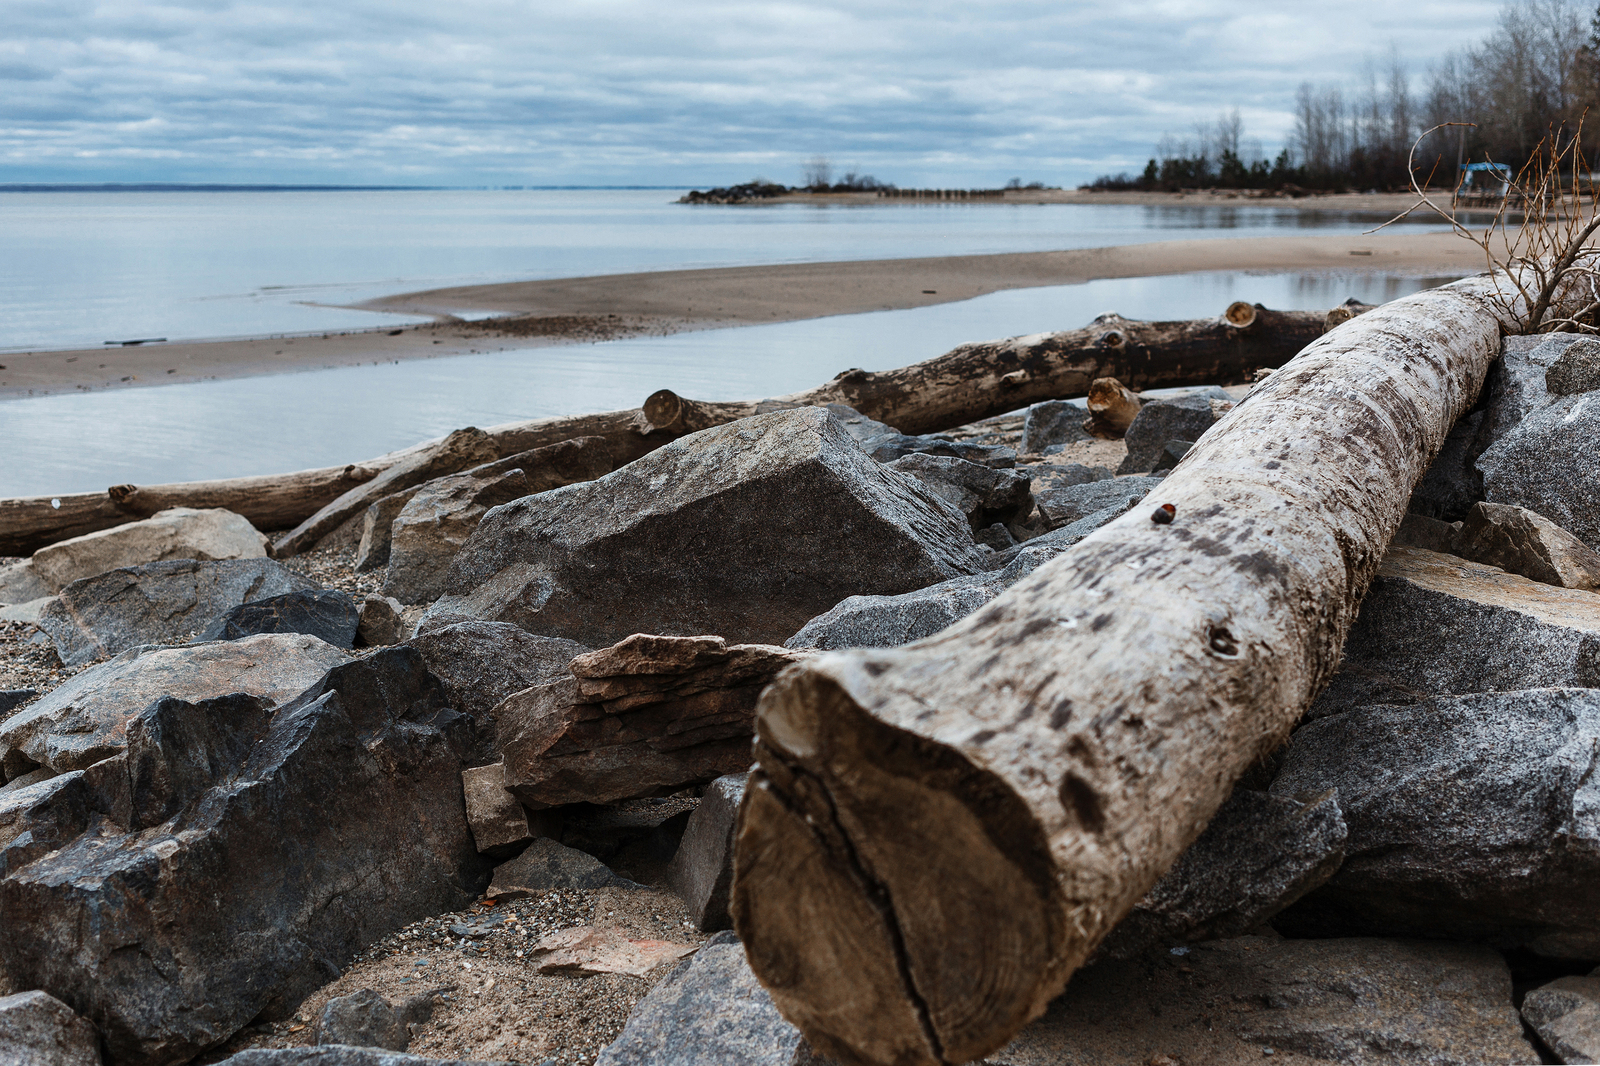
[486,837,639,899]
[31,507,268,593]
[1310,546,1600,714]
[1522,972,1600,1064]
[1115,386,1232,474]
[426,409,990,646]
[0,634,350,779]
[314,988,409,1052]
[596,931,816,1066]
[0,649,490,1066]
[1097,787,1346,959]
[883,453,1033,534]
[1018,399,1091,454]
[461,761,534,856]
[1271,688,1600,957]
[529,926,694,977]
[1545,336,1600,396]
[200,589,360,648]
[498,634,809,807]
[1032,475,1161,528]
[1455,501,1600,590]
[1479,390,1600,552]
[666,773,747,931]
[857,431,1016,467]
[0,989,102,1066]
[38,558,319,666]
[987,936,1533,1065]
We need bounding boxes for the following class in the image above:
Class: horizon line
[0,182,696,192]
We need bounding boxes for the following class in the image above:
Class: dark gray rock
[0,648,490,1065]
[988,936,1533,1065]
[1482,333,1576,446]
[785,499,1136,650]
[1390,513,1461,554]
[1027,463,1112,495]
[486,838,639,899]
[595,931,815,1066]
[1308,546,1600,718]
[1019,400,1091,454]
[1522,972,1600,1064]
[856,432,1016,468]
[0,989,102,1066]
[1407,409,1486,521]
[1115,387,1232,474]
[1271,688,1600,957]
[357,595,405,647]
[0,634,349,779]
[383,466,551,605]
[1149,440,1192,473]
[37,558,319,666]
[0,689,35,720]
[820,403,896,443]
[216,1050,514,1066]
[1033,475,1161,528]
[314,989,407,1051]
[1098,788,1345,959]
[666,773,747,931]
[199,589,359,648]
[425,409,990,647]
[1455,501,1600,590]
[1545,336,1600,397]
[884,454,1033,534]
[1479,390,1600,551]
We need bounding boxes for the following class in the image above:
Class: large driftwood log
[729,274,1578,1066]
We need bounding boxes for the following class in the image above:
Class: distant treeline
[1091,0,1600,193]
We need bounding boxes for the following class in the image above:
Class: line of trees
[1091,0,1599,193]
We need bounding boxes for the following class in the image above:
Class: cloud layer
[0,0,1504,186]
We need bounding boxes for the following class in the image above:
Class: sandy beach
[0,228,1489,401]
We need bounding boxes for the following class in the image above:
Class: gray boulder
[856,432,1016,468]
[314,989,409,1051]
[0,648,490,1066]
[0,561,50,606]
[1271,688,1600,957]
[1309,546,1600,715]
[666,773,747,932]
[356,595,405,647]
[31,508,268,594]
[1479,389,1600,551]
[1033,475,1161,528]
[1115,387,1232,474]
[1455,501,1600,590]
[1545,336,1600,397]
[199,590,360,648]
[0,690,35,720]
[1406,409,1486,521]
[1481,332,1576,445]
[595,931,815,1066]
[883,454,1033,534]
[216,1050,514,1066]
[425,409,990,647]
[0,989,101,1066]
[461,761,534,856]
[1390,513,1461,554]
[989,936,1532,1065]
[785,499,1136,651]
[37,558,319,666]
[485,837,639,899]
[1522,972,1600,1064]
[1027,463,1112,496]
[1019,400,1091,454]
[1098,788,1345,959]
[0,634,349,779]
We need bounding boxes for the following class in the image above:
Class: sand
[0,228,1489,401]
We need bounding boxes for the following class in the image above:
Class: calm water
[0,269,1456,497]
[0,189,1448,352]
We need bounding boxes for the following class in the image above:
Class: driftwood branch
[729,272,1577,1066]
[1,304,1352,557]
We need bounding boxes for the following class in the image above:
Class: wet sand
[0,230,1487,400]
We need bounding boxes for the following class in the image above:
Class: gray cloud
[0,0,1506,186]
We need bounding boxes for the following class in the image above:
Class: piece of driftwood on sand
[728,274,1579,1066]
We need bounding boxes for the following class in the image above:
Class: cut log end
[1224,301,1258,328]
[640,389,685,433]
[733,662,1065,1066]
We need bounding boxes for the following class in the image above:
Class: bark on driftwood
[729,274,1575,1066]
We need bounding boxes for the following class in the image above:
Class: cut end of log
[1097,329,1126,349]
[1083,376,1143,439]
[639,389,685,434]
[733,659,1065,1066]
[1224,301,1258,328]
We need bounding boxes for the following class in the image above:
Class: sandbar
[0,230,1488,401]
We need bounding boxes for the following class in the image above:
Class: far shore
[0,229,1490,401]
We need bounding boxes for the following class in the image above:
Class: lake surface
[0,268,1457,497]
[0,188,1449,352]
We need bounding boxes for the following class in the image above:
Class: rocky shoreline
[2,324,1599,1064]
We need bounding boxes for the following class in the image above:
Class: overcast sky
[1,0,1509,188]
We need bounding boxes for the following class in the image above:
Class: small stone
[666,773,747,931]
[315,989,408,1051]
[486,838,639,899]
[357,594,406,646]
[1019,399,1092,454]
[528,926,694,977]
[461,761,534,856]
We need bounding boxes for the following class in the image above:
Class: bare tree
[801,156,833,190]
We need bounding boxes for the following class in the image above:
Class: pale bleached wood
[730,271,1585,1066]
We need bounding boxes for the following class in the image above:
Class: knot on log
[1224,301,1259,329]
[1000,370,1029,387]
[1097,330,1126,349]
[107,484,139,509]
[834,368,872,384]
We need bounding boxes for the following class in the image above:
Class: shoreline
[0,230,1488,401]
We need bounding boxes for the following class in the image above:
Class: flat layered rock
[0,649,489,1065]
[0,634,349,779]
[1271,688,1600,957]
[528,927,694,977]
[1455,501,1600,590]
[38,558,320,666]
[425,408,989,647]
[31,507,268,593]
[498,634,809,808]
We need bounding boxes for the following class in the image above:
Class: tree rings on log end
[1224,301,1258,328]
[734,660,1064,1066]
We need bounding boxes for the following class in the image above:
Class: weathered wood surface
[729,273,1583,1066]
[1082,377,1144,439]
[0,304,1348,557]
